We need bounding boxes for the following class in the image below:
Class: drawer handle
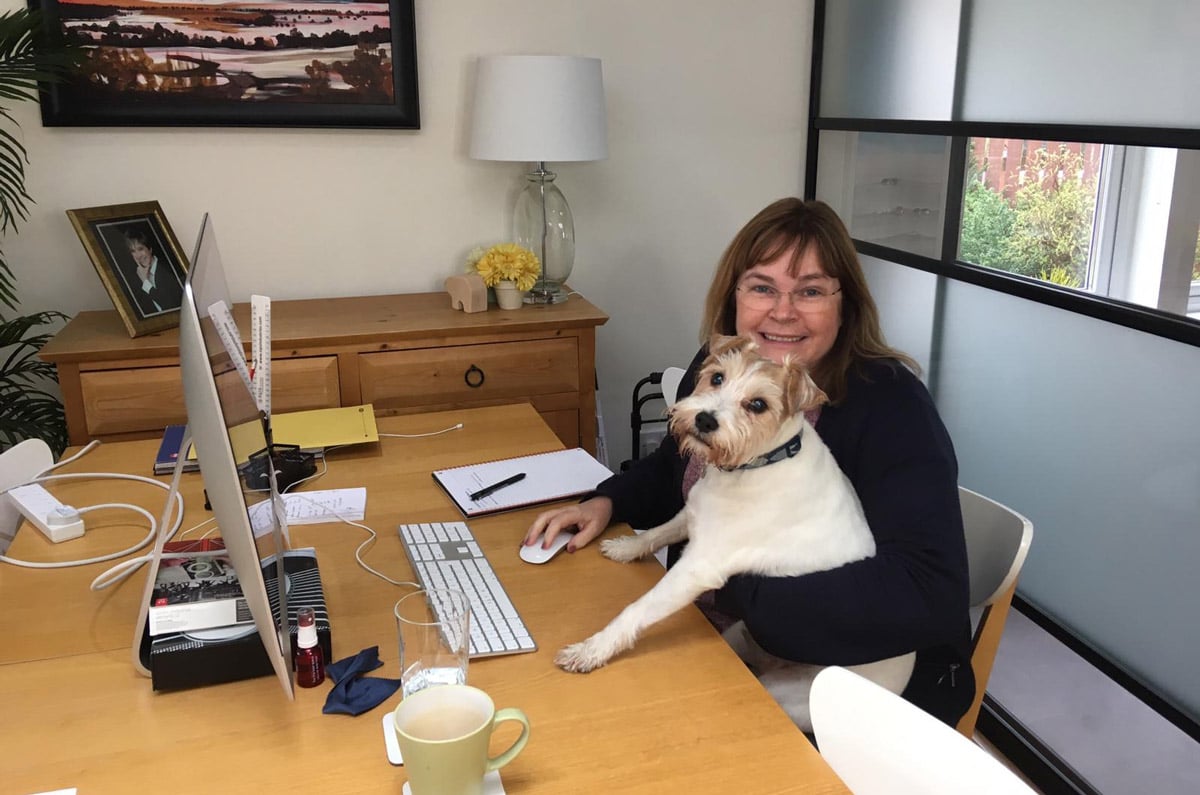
[464,364,485,388]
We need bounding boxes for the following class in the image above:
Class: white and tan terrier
[556,335,914,731]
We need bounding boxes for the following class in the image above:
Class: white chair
[660,366,687,407]
[811,666,1038,794]
[957,487,1034,738]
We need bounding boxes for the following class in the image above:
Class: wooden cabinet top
[40,291,609,364]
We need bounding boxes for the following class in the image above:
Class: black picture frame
[66,201,190,337]
[29,0,419,128]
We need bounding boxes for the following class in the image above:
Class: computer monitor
[175,213,294,697]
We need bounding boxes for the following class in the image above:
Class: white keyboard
[397,521,536,658]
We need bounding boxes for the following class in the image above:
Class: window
[959,138,1200,320]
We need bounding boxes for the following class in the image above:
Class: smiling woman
[732,246,843,370]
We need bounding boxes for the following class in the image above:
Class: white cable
[281,453,329,492]
[0,502,156,576]
[178,516,218,539]
[40,439,102,475]
[3,425,452,588]
[380,422,463,439]
[0,469,185,591]
[284,492,419,589]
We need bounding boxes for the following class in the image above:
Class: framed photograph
[67,201,190,338]
[29,0,419,129]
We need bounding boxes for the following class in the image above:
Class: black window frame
[805,4,1200,350]
[808,119,1200,349]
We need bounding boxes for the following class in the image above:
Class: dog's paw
[600,535,649,563]
[555,639,611,673]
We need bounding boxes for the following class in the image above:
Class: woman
[525,198,974,726]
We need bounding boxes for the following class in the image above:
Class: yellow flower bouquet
[468,243,541,292]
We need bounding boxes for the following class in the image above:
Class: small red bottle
[294,606,325,688]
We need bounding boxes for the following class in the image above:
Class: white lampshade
[468,55,608,305]
[469,55,608,163]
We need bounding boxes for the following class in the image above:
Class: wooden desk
[1,404,847,794]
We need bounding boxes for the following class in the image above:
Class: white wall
[5,0,814,467]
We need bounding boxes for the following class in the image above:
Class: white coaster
[403,771,503,795]
[383,712,403,764]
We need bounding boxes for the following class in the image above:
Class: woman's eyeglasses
[736,282,842,311]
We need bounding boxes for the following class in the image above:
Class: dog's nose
[695,411,719,434]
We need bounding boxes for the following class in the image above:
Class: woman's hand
[523,496,613,553]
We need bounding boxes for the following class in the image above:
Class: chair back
[811,666,1037,794]
[956,486,1034,737]
[660,366,687,407]
[960,487,1033,608]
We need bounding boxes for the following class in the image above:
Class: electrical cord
[0,500,157,573]
[379,422,463,439]
[2,421,461,589]
[284,491,419,589]
[0,440,186,590]
[284,421,461,585]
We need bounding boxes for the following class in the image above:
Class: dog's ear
[707,334,756,359]
[782,358,828,414]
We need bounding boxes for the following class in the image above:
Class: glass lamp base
[523,284,569,304]
[514,166,575,306]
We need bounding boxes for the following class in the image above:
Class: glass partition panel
[816,130,951,259]
[819,0,960,121]
[935,275,1200,725]
[962,0,1200,127]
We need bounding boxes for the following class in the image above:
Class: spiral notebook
[432,448,614,518]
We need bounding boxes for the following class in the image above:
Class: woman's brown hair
[700,198,918,403]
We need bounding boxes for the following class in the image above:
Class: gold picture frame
[67,201,190,338]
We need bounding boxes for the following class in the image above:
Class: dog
[555,335,914,731]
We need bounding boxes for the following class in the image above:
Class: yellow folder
[193,404,380,464]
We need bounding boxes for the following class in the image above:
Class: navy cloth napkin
[322,645,402,716]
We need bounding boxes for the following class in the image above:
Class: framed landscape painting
[29,0,419,128]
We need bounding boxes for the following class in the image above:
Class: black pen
[469,472,526,501]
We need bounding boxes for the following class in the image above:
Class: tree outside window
[960,139,1100,289]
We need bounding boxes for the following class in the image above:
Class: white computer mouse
[519,531,575,564]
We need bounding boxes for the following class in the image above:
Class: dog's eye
[746,398,768,414]
[709,372,724,387]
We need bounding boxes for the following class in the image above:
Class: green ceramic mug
[393,684,530,795]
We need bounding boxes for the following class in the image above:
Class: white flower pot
[494,280,524,310]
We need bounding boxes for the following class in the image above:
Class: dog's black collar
[720,430,803,472]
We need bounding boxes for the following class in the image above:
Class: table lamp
[469,55,608,304]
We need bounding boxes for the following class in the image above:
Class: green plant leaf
[0,310,68,453]
[0,11,78,451]
[0,9,83,307]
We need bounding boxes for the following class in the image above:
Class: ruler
[251,295,272,417]
[206,300,255,403]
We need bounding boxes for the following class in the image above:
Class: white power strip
[6,484,86,542]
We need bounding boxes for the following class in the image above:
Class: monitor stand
[132,424,194,677]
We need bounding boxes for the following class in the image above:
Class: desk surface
[1,404,848,794]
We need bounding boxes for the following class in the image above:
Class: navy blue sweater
[595,349,974,725]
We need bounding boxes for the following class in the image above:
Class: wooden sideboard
[39,292,609,454]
